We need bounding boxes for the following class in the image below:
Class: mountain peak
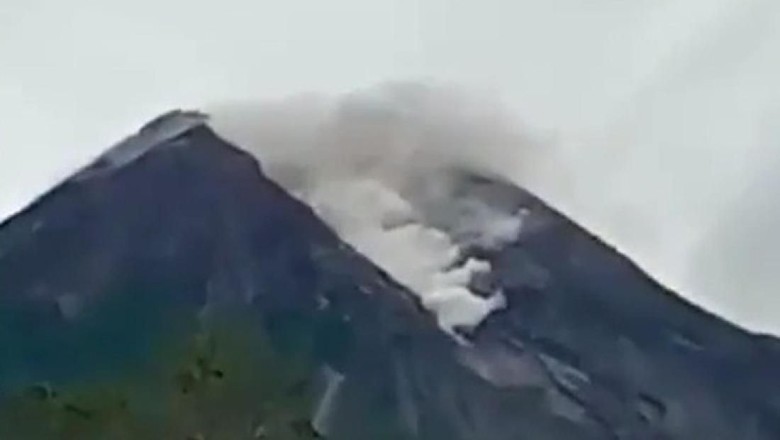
[138,109,208,133]
[74,109,211,181]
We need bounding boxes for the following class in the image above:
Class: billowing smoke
[209,84,533,333]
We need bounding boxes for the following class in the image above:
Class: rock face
[0,111,778,439]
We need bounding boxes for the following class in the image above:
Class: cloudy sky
[1,0,779,334]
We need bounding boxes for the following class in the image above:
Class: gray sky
[1,0,779,334]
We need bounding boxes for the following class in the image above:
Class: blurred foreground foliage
[0,307,323,440]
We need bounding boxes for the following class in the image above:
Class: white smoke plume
[209,84,531,332]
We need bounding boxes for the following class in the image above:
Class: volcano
[0,111,777,439]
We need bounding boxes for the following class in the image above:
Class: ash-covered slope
[0,111,777,439]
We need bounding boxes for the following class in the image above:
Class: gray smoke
[209,84,533,332]
[209,68,780,336]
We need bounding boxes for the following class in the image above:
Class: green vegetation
[0,308,323,440]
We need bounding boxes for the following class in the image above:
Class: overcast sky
[1,0,779,334]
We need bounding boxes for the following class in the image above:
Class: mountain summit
[0,111,778,439]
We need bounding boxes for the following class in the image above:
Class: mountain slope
[0,111,777,439]
[432,173,780,438]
